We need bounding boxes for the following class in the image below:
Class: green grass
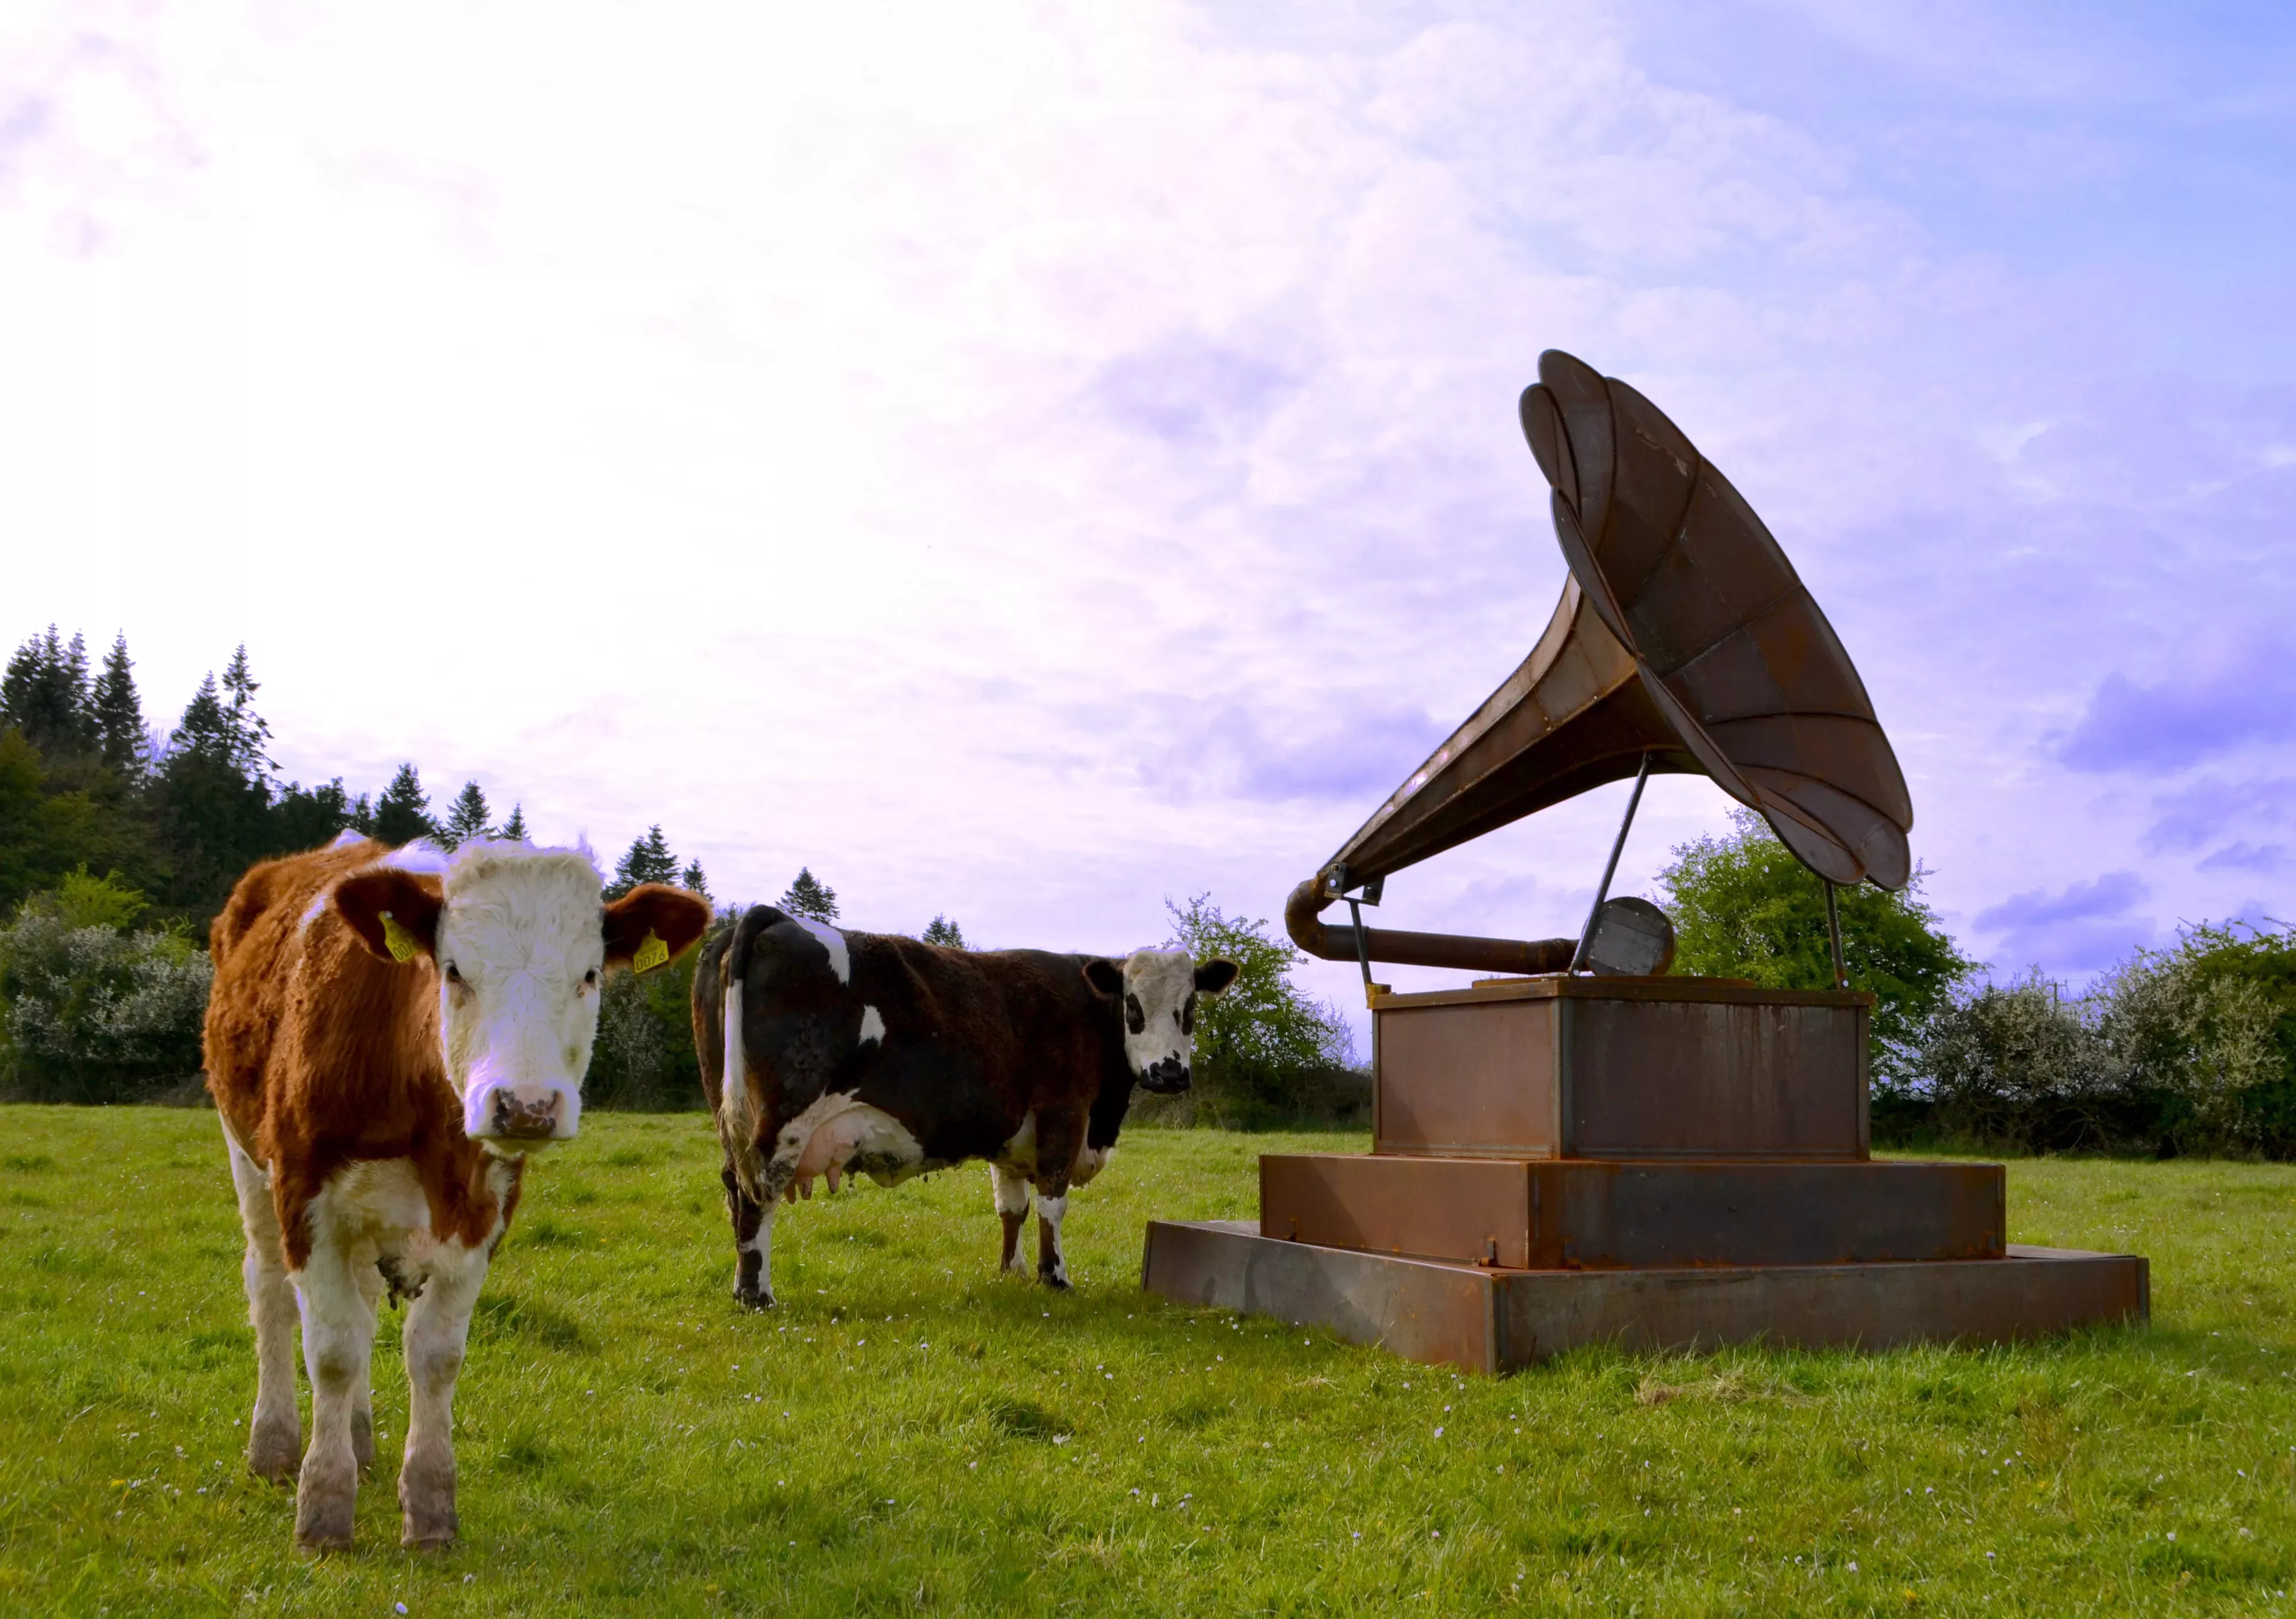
[0,1108,2292,1616]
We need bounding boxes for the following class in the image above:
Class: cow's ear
[1194,958,1240,996]
[604,883,715,973]
[1082,958,1125,998]
[334,869,443,964]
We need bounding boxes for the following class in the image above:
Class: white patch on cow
[425,843,607,1150]
[996,1111,1037,1173]
[792,916,850,984]
[738,1200,775,1298]
[772,1090,925,1192]
[383,839,451,876]
[721,979,751,1165]
[858,1005,885,1046]
[1037,1192,1071,1286]
[990,1161,1031,1216]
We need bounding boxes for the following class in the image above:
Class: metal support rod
[1570,751,1653,974]
[1346,896,1374,998]
[1824,878,1847,990]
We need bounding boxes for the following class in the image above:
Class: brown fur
[204,840,519,1270]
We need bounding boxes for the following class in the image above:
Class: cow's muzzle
[485,1088,565,1142]
[1140,1058,1191,1095]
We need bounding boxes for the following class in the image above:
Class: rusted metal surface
[1141,1219,1498,1372]
[1261,1155,2005,1269]
[1373,978,1870,1161]
[1142,1220,2148,1373]
[1294,348,1915,970]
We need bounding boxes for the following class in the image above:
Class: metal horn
[1287,349,1912,977]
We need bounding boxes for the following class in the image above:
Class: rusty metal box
[1260,1153,2004,1269]
[1372,977,1870,1161]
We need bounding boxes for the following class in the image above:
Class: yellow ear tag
[633,930,670,975]
[380,912,420,964]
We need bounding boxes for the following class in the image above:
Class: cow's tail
[717,905,787,1180]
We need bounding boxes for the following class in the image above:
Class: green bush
[588,930,710,1111]
[1898,924,2296,1158]
[1159,893,1359,1127]
[0,871,211,1103]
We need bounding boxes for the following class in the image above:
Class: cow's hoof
[399,1448,455,1549]
[735,1286,776,1312]
[401,1510,458,1551]
[248,1418,301,1484]
[351,1407,375,1473]
[1038,1270,1073,1292]
[293,1492,357,1553]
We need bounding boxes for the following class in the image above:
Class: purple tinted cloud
[2057,643,2296,772]
[2198,842,2286,874]
[1094,335,1298,447]
[2142,776,2296,853]
[1973,870,2155,975]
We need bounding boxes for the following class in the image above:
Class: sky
[5,1,2294,1051]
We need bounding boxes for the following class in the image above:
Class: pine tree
[170,673,235,763]
[439,781,493,850]
[608,825,679,900]
[680,859,710,899]
[1,625,95,758]
[372,763,436,846]
[499,803,529,843]
[90,633,146,777]
[779,867,838,923]
[218,645,274,788]
[273,778,357,849]
[922,915,968,948]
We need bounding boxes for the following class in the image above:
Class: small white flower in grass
[1849,1563,1858,1572]
[396,1606,408,1615]
[1053,1435,1071,1445]
[2168,1533,2177,1541]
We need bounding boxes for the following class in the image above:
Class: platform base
[1141,1220,2148,1373]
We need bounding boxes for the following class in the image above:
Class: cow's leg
[1031,1111,1084,1291]
[723,1162,775,1310]
[223,1123,301,1483]
[292,1238,380,1550]
[398,1242,487,1549]
[990,1162,1032,1276]
[351,1255,383,1473]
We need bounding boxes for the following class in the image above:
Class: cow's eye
[1182,993,1196,1036]
[444,962,463,985]
[1124,993,1145,1035]
[582,969,599,989]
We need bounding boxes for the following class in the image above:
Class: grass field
[1,1107,2292,1616]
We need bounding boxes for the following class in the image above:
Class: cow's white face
[334,842,712,1151]
[1086,949,1240,1094]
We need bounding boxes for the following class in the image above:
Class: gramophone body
[1141,351,2147,1369]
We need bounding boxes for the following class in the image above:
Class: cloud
[2142,777,2296,853]
[2198,842,2287,874]
[1973,871,2152,977]
[2056,642,2296,773]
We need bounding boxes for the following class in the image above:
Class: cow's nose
[488,1088,564,1141]
[1141,1058,1190,1094]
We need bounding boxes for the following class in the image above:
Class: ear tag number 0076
[633,930,670,975]
[380,912,420,964]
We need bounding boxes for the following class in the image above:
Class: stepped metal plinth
[1143,978,2149,1371]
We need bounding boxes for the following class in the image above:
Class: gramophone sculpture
[1143,351,2147,1369]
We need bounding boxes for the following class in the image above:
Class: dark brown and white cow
[692,906,1236,1304]
[204,835,709,1551]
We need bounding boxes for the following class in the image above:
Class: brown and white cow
[204,835,709,1551]
[691,905,1236,1306]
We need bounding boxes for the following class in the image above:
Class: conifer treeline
[0,625,700,928]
